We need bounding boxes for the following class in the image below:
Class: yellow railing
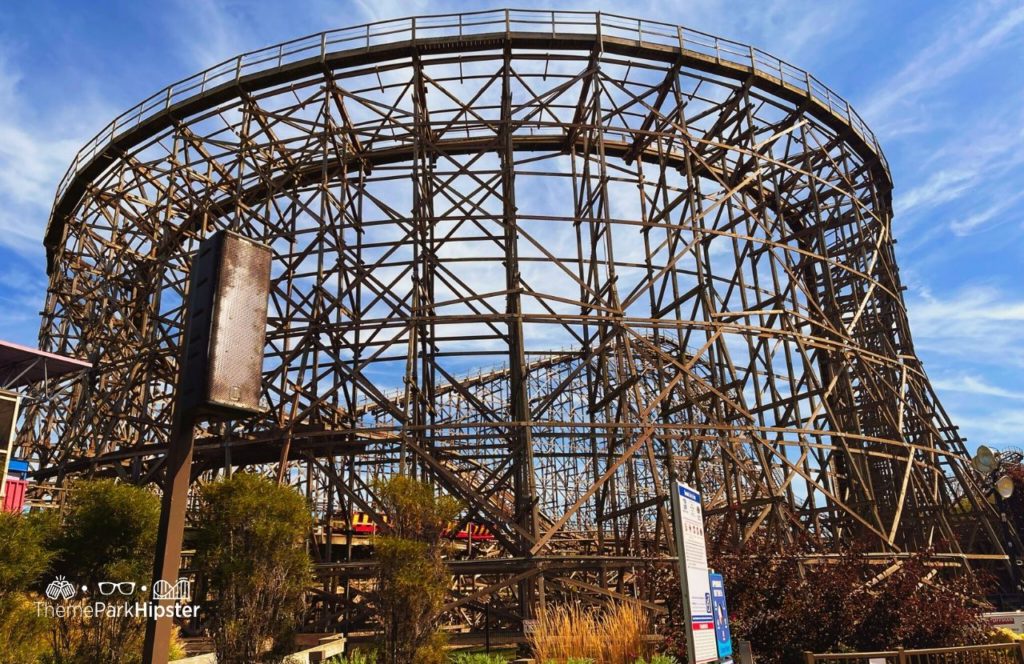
[806,643,1024,664]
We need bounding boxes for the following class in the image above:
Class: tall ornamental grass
[527,601,648,664]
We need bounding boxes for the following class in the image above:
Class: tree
[0,510,57,664]
[50,479,161,664]
[373,475,461,664]
[652,532,991,663]
[706,536,871,660]
[0,509,57,598]
[192,472,313,664]
[851,553,991,649]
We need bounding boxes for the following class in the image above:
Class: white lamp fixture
[973,445,998,475]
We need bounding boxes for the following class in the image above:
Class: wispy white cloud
[679,0,860,65]
[947,408,1024,447]
[167,0,252,70]
[933,374,1024,401]
[914,288,1024,449]
[348,0,434,25]
[861,1,1024,134]
[891,101,1024,227]
[908,284,1024,368]
[895,168,978,220]
[949,192,1024,236]
[0,52,112,254]
[0,44,116,351]
[0,261,47,342]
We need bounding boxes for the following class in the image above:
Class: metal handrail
[49,8,888,221]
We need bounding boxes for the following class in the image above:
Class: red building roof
[0,340,91,389]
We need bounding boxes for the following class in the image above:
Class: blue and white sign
[671,481,717,663]
[709,572,732,659]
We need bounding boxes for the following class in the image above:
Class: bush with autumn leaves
[647,532,991,662]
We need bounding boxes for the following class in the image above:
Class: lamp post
[972,445,1023,607]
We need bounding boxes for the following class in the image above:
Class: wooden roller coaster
[16,8,1015,641]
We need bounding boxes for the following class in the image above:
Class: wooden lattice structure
[18,9,1012,636]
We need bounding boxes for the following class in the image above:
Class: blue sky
[0,0,1021,450]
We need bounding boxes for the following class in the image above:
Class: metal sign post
[142,231,271,664]
[670,480,718,663]
[141,407,197,663]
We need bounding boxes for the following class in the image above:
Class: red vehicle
[344,512,494,541]
[2,478,27,513]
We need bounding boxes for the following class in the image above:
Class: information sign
[709,571,732,660]
[671,481,717,663]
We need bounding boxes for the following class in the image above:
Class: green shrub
[449,653,508,663]
[373,476,460,664]
[0,510,57,598]
[192,473,313,664]
[0,592,50,664]
[51,479,160,664]
[0,483,191,663]
[327,650,377,663]
[0,509,57,662]
[54,480,159,587]
[376,475,461,541]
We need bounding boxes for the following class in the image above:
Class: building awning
[0,340,91,390]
